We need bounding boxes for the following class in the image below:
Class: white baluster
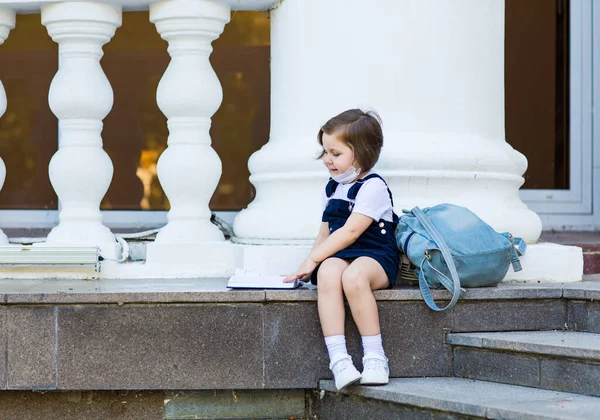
[41,2,121,259]
[146,0,236,274]
[0,9,15,245]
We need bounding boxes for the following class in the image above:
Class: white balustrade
[0,8,15,245]
[41,2,121,259]
[146,0,236,274]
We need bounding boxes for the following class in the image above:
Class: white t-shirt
[322,173,395,222]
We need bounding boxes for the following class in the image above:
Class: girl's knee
[341,269,369,295]
[317,260,343,292]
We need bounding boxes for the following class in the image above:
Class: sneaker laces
[330,355,354,374]
[363,356,389,373]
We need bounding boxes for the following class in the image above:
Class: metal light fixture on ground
[0,246,100,271]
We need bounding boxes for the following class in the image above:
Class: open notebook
[227,269,304,289]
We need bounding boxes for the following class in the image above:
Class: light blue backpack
[395,204,526,311]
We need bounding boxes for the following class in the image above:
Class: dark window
[0,14,58,209]
[505,0,570,189]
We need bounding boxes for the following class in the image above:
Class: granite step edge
[446,331,600,361]
[320,377,600,419]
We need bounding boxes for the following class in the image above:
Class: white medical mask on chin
[333,165,362,184]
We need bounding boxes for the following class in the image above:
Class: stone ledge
[4,277,600,304]
[0,286,566,304]
[0,297,568,391]
[561,277,600,300]
[0,277,593,391]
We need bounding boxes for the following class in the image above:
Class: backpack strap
[411,206,463,312]
[500,232,526,272]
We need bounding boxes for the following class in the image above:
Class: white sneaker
[360,355,389,385]
[330,356,362,390]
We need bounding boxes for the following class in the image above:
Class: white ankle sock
[325,335,349,364]
[362,334,386,359]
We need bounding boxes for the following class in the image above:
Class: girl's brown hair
[317,109,383,172]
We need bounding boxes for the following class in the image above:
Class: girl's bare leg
[341,257,389,336]
[340,257,390,385]
[318,257,362,390]
[317,257,350,336]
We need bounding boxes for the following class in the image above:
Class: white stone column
[233,0,582,281]
[41,2,121,259]
[0,9,15,245]
[146,0,236,275]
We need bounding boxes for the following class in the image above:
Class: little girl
[285,109,399,390]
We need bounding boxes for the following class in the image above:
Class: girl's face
[321,132,356,177]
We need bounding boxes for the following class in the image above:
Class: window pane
[101,11,270,211]
[505,0,569,190]
[0,14,58,209]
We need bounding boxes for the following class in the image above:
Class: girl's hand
[284,258,318,283]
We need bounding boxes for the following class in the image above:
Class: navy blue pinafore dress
[311,173,400,288]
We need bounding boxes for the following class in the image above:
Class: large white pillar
[234,0,582,281]
[0,8,15,245]
[41,2,121,259]
[145,0,236,275]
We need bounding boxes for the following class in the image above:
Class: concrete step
[447,331,600,397]
[318,377,600,420]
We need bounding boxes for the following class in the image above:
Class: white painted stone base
[236,243,312,276]
[0,242,291,280]
[145,241,238,277]
[101,259,236,279]
[0,241,583,283]
[503,243,584,283]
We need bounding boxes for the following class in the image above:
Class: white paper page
[227,269,297,289]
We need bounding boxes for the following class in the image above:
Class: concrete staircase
[3,276,600,418]
[449,331,600,397]
[319,330,600,419]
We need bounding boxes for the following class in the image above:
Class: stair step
[319,377,600,419]
[447,331,600,360]
[447,331,600,397]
